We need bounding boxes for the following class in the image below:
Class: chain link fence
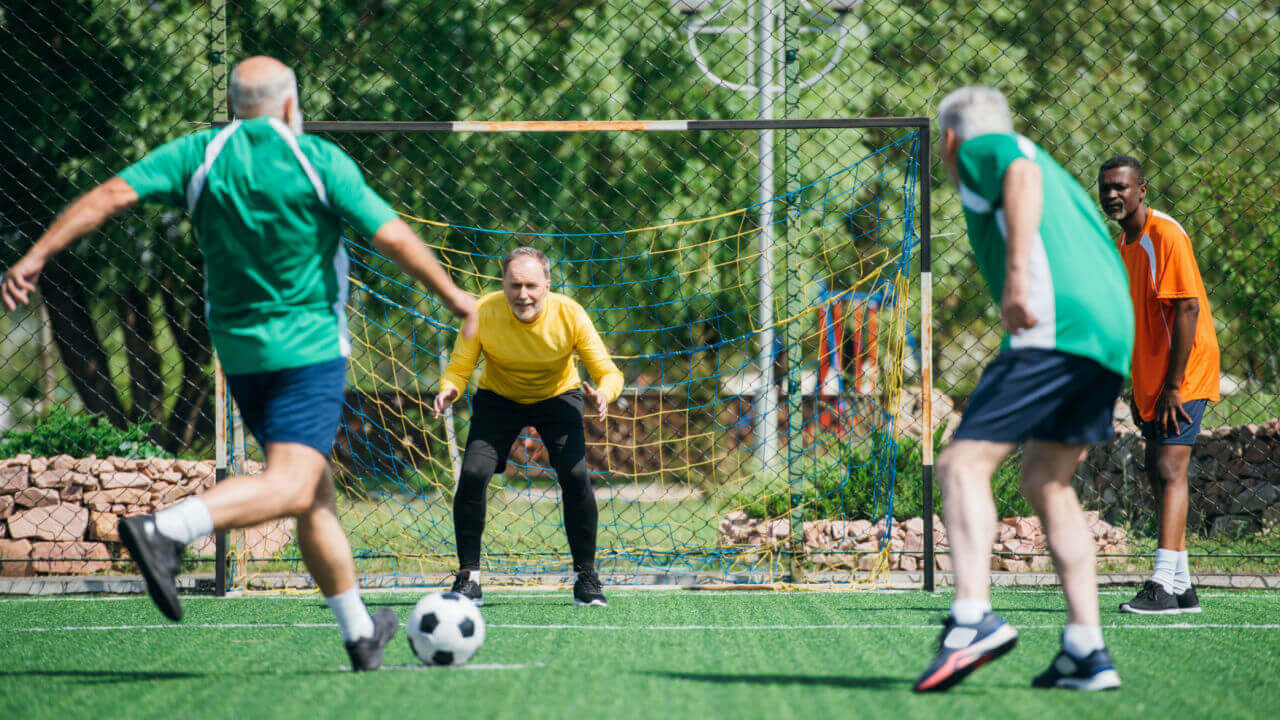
[1,0,1277,584]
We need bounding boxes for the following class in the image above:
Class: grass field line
[333,663,543,671]
[0,589,1273,602]
[11,621,1280,633]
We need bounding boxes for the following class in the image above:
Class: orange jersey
[1117,209,1220,421]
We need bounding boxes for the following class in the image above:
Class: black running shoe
[1176,586,1202,614]
[1118,580,1179,614]
[1032,646,1121,691]
[573,570,607,607]
[450,570,483,607]
[913,611,1018,692]
[117,514,185,622]
[345,607,400,672]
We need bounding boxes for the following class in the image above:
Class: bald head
[229,56,303,132]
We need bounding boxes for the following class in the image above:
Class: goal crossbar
[208,116,930,133]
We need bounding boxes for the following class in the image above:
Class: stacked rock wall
[1076,419,1280,536]
[0,455,292,577]
[718,511,1129,572]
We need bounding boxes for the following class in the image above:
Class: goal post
[211,116,934,590]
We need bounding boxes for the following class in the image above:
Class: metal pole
[919,123,936,592]
[755,0,779,475]
[780,0,807,583]
[38,302,55,415]
[210,0,229,597]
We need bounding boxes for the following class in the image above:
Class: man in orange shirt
[1099,156,1220,614]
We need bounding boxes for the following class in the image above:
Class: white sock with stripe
[1062,624,1105,658]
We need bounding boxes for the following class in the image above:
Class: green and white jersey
[118,117,398,375]
[957,133,1134,377]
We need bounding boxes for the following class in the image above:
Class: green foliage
[733,424,1032,522]
[0,406,170,459]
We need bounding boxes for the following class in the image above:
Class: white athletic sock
[1172,550,1192,594]
[1062,624,1105,658]
[325,586,375,643]
[1151,548,1178,594]
[950,597,991,625]
[153,498,213,545]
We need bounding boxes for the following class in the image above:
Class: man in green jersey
[1,57,476,671]
[913,86,1133,693]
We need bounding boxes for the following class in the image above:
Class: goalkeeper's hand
[433,387,460,419]
[583,381,609,422]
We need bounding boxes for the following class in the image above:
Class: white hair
[936,85,1014,142]
[502,246,551,280]
[229,64,302,133]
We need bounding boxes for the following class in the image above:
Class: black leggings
[454,389,597,573]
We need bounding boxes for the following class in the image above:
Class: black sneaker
[1176,586,1202,614]
[1118,580,1179,614]
[573,570,607,607]
[117,514,185,622]
[913,611,1018,692]
[450,570,483,607]
[1032,646,1121,691]
[345,607,400,672]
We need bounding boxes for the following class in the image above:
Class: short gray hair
[502,246,551,279]
[229,65,298,117]
[936,85,1014,143]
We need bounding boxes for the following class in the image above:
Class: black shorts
[953,349,1122,445]
[465,388,585,474]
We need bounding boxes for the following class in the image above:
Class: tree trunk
[160,274,213,453]
[117,282,165,426]
[39,256,127,427]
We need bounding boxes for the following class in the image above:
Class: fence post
[919,123,935,593]
[209,0,229,597]
[781,0,806,583]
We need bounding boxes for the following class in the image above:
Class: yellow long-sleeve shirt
[439,291,625,405]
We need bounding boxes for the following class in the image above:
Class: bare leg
[937,440,1016,603]
[1019,440,1098,626]
[296,465,359,596]
[201,442,328,530]
[1153,444,1191,552]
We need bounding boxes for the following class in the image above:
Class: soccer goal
[212,117,935,592]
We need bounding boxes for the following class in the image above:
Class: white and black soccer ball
[406,591,486,667]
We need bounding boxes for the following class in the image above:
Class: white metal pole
[755,0,779,472]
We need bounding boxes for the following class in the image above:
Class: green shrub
[0,406,170,459]
[731,425,1032,521]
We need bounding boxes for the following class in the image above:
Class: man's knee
[457,453,497,501]
[265,467,325,517]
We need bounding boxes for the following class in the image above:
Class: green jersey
[956,133,1133,377]
[118,117,397,374]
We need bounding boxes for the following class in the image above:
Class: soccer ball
[406,591,486,667]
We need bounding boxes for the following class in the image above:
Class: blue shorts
[1140,399,1208,446]
[953,349,1122,445]
[226,356,348,458]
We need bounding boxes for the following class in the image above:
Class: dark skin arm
[1156,297,1199,435]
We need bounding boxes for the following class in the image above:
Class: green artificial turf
[2,588,1277,719]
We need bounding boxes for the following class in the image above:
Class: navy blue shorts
[226,356,348,458]
[1140,399,1208,446]
[953,349,1122,445]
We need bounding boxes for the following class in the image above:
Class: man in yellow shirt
[433,246,624,606]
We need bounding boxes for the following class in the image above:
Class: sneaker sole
[1177,605,1202,614]
[1117,604,1180,615]
[914,624,1019,692]
[117,519,183,622]
[1053,669,1122,691]
[573,598,607,607]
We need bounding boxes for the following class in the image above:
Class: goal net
[221,119,928,588]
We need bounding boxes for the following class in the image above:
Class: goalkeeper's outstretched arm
[370,217,477,338]
[1,177,139,312]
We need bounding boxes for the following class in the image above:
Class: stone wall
[1075,418,1280,536]
[0,455,293,577]
[718,511,1129,572]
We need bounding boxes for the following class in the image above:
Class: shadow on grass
[0,669,202,685]
[642,670,911,690]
